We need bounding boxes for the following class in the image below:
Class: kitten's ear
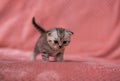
[67,31,74,35]
[46,31,52,36]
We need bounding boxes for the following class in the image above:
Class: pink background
[0,0,120,81]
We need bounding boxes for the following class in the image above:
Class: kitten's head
[46,28,73,49]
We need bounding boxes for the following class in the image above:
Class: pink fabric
[0,0,120,81]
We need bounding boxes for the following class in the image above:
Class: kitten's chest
[40,46,63,56]
[47,49,63,56]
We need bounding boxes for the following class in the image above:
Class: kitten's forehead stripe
[56,28,65,39]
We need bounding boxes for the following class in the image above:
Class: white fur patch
[47,30,58,42]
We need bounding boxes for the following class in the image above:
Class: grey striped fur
[31,17,73,62]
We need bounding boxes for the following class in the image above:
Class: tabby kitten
[31,17,73,62]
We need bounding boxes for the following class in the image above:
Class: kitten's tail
[32,17,46,34]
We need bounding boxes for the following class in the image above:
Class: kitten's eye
[63,41,67,44]
[54,40,58,44]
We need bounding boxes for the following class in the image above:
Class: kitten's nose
[59,46,62,48]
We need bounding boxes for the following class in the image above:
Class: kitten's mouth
[53,45,63,49]
[59,46,62,49]
[48,42,64,49]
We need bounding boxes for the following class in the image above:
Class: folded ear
[67,30,74,35]
[69,31,74,35]
[46,30,52,36]
[47,32,52,36]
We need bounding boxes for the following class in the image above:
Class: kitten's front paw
[57,60,64,62]
[42,59,49,62]
[55,58,64,62]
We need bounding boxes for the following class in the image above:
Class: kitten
[31,17,73,62]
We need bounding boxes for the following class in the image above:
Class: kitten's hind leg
[31,52,39,61]
[31,45,40,61]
